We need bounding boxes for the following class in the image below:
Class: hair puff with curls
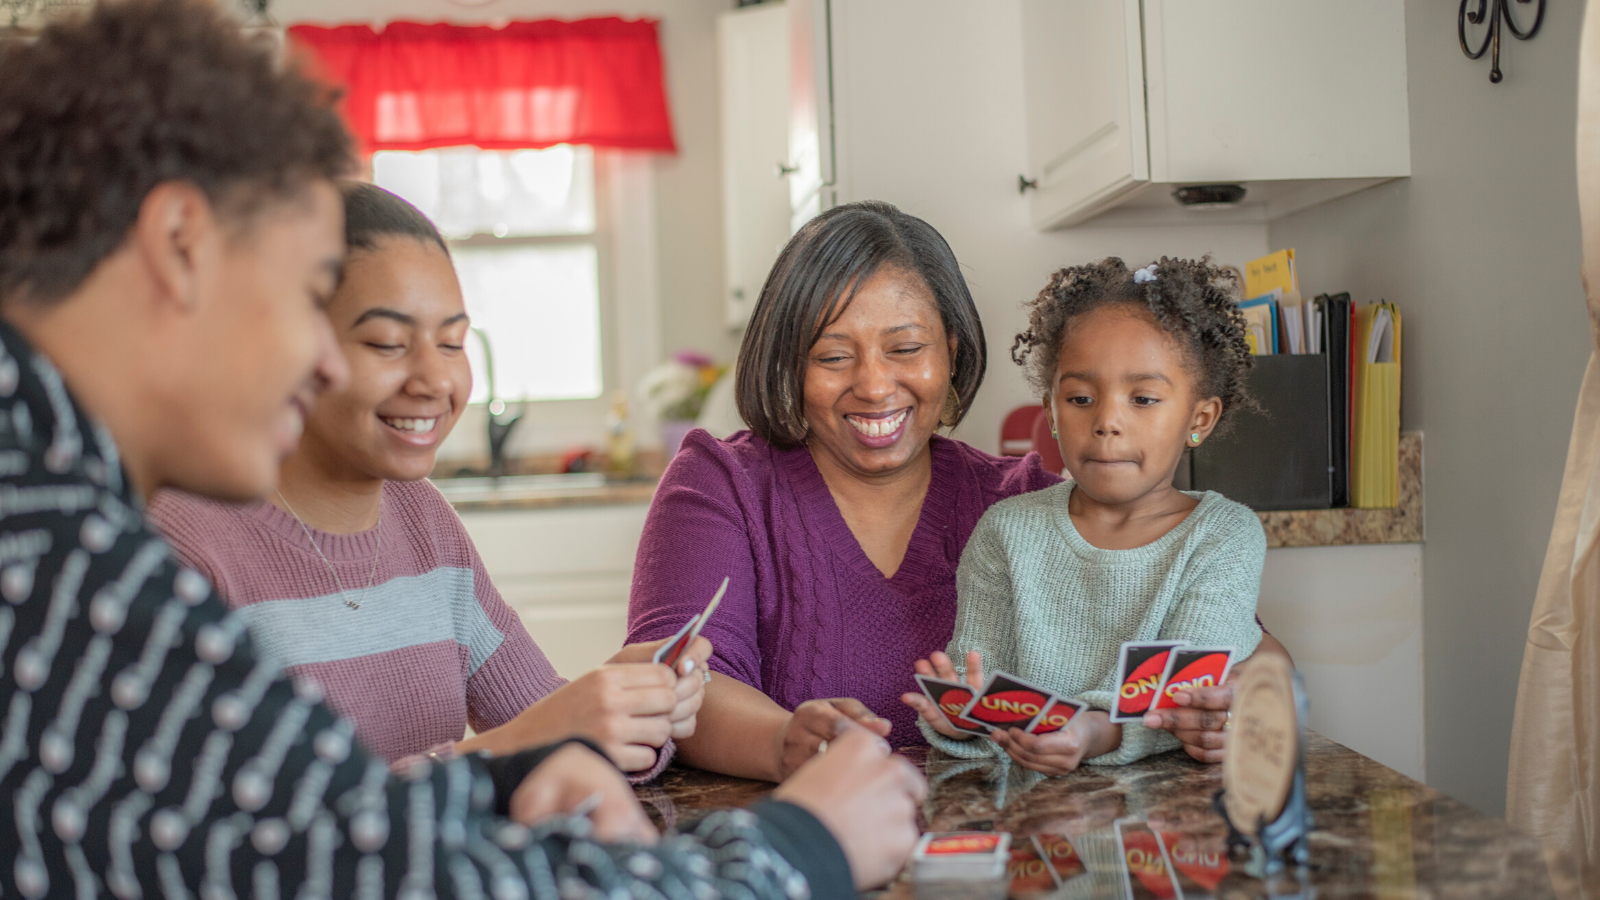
[1010,256,1257,431]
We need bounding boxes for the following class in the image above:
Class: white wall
[1260,544,1426,781]
[1268,0,1590,815]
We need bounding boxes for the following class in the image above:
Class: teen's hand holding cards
[903,258,1268,773]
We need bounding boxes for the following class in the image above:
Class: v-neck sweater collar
[778,435,963,592]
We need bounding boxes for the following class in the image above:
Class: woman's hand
[773,725,927,890]
[1141,679,1234,763]
[508,742,658,844]
[900,650,985,740]
[459,665,679,771]
[774,698,892,779]
[991,709,1119,776]
[1140,635,1294,764]
[608,636,713,739]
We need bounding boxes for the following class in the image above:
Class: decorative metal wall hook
[1017,175,1039,195]
[1459,0,1545,84]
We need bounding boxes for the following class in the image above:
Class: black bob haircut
[0,0,353,306]
[735,200,986,449]
[341,182,448,255]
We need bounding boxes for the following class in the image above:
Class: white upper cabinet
[717,2,792,328]
[1021,0,1411,229]
[786,0,836,232]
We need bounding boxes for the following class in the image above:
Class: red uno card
[1006,836,1060,897]
[1111,641,1189,722]
[959,671,1055,732]
[914,674,992,735]
[1115,820,1179,900]
[1152,647,1234,711]
[1035,834,1085,882]
[653,577,729,668]
[1028,696,1088,735]
[1161,829,1229,892]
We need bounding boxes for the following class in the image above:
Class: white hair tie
[1133,264,1159,284]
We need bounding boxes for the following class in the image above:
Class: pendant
[344,599,360,610]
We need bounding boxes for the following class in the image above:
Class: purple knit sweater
[147,480,565,764]
[627,430,1058,748]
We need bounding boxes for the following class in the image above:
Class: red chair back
[999,405,1043,456]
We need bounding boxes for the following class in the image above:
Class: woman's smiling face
[296,234,471,483]
[802,266,954,480]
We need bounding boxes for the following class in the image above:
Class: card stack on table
[910,832,1011,882]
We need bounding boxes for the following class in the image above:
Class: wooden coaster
[1221,654,1299,836]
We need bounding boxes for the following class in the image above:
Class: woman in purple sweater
[627,201,1286,781]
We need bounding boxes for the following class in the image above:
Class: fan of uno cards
[1111,641,1189,722]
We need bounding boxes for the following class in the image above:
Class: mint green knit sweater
[921,481,1266,766]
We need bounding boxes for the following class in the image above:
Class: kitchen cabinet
[717,2,792,329]
[1020,0,1411,229]
[786,0,836,232]
[457,503,648,679]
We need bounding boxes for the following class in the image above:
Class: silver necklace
[275,490,382,611]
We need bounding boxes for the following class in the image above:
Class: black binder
[1191,354,1333,511]
[1319,292,1352,507]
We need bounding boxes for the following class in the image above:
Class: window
[373,145,603,403]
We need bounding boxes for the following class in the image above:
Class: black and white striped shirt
[0,321,852,900]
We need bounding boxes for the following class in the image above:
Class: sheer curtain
[1508,2,1600,894]
[286,18,677,154]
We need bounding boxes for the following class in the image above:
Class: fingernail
[683,659,695,675]
[1143,713,1161,727]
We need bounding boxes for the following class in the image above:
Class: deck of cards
[652,577,729,669]
[911,831,1010,881]
[1111,641,1235,723]
[916,670,1089,736]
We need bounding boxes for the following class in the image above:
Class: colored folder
[1245,249,1296,300]
[1351,302,1401,508]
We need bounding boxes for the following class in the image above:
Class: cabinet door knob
[776,162,799,178]
[1018,174,1040,194]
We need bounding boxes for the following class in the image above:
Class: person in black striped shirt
[0,2,925,898]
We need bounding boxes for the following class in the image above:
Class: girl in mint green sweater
[902,257,1265,773]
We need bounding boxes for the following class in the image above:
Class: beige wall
[1269,0,1590,814]
[272,0,740,370]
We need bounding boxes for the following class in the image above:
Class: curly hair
[1010,256,1257,431]
[0,0,354,305]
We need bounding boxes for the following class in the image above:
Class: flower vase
[660,419,696,461]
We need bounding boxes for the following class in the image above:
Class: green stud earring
[1190,432,1201,445]
[1051,427,1058,439]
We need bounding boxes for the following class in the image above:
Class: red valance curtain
[287,18,677,154]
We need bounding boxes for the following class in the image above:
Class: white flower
[636,361,701,413]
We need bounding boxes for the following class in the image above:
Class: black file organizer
[1188,354,1335,511]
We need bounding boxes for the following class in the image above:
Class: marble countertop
[635,732,1549,899]
[1256,433,1423,548]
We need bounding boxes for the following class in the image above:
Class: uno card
[914,674,993,735]
[1034,833,1086,882]
[1161,830,1229,894]
[653,577,729,667]
[1006,836,1060,897]
[915,831,1006,856]
[1115,820,1180,900]
[1151,647,1234,712]
[958,671,1055,732]
[1111,641,1189,722]
[1028,696,1089,735]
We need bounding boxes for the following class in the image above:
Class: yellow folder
[1352,302,1401,508]
[1245,249,1296,299]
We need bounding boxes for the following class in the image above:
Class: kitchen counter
[634,731,1550,899]
[432,472,658,511]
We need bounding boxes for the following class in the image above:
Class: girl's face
[297,235,471,483]
[1046,305,1220,506]
[802,266,956,479]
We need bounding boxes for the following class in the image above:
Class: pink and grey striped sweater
[147,480,564,764]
